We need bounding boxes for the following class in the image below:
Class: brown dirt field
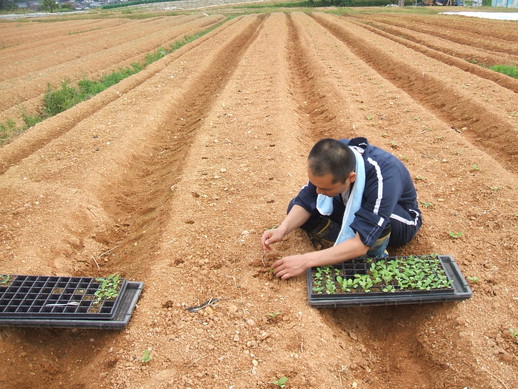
[0,10,517,389]
[355,12,518,51]
[0,19,128,47]
[0,14,224,124]
[354,15,518,68]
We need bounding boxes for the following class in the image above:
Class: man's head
[307,138,356,197]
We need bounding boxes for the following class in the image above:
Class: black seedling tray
[0,281,143,330]
[0,275,128,319]
[307,255,472,307]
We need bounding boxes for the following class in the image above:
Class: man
[261,137,422,280]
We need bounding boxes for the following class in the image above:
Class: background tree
[0,0,18,10]
[42,0,58,12]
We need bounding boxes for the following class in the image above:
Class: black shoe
[305,217,341,250]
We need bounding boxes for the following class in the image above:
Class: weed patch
[0,119,18,145]
[490,64,518,79]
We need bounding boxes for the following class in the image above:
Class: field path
[0,11,517,389]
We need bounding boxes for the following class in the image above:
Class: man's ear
[348,172,356,183]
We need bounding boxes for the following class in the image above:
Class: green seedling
[267,312,281,319]
[509,329,518,338]
[449,231,464,238]
[0,275,10,285]
[490,186,500,191]
[270,376,288,388]
[471,164,480,171]
[420,201,433,208]
[467,276,479,283]
[313,254,452,295]
[142,349,152,363]
[94,273,121,304]
[415,175,426,181]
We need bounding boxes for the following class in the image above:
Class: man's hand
[272,254,309,280]
[261,228,285,252]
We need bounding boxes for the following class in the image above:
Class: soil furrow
[0,16,200,80]
[101,13,350,388]
[286,14,347,140]
[0,17,235,173]
[90,15,266,279]
[0,19,128,47]
[351,19,518,94]
[312,13,518,174]
[2,19,133,48]
[357,14,518,54]
[0,15,224,115]
[0,11,517,389]
[357,17,518,67]
[404,14,518,41]
[0,14,266,388]
[287,12,440,388]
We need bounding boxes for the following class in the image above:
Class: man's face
[307,168,356,198]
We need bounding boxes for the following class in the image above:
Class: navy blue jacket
[292,138,421,247]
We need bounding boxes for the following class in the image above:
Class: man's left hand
[272,254,309,280]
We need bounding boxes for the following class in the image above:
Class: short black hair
[308,138,355,183]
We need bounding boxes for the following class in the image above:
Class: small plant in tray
[94,273,122,304]
[0,275,11,286]
[86,273,124,314]
[311,254,454,296]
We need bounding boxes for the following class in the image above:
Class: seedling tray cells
[307,255,472,307]
[0,274,142,328]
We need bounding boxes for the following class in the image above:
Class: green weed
[22,113,43,128]
[449,231,463,239]
[142,349,152,362]
[0,119,17,145]
[43,80,83,116]
[490,64,518,80]
[270,376,288,388]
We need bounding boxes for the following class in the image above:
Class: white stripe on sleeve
[367,157,383,214]
[390,209,420,226]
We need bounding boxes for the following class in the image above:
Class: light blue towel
[316,147,366,245]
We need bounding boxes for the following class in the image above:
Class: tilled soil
[0,10,517,389]
[0,14,224,124]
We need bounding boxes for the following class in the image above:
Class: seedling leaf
[270,376,288,388]
[449,231,463,239]
[142,349,152,363]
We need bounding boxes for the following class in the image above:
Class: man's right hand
[261,228,285,252]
